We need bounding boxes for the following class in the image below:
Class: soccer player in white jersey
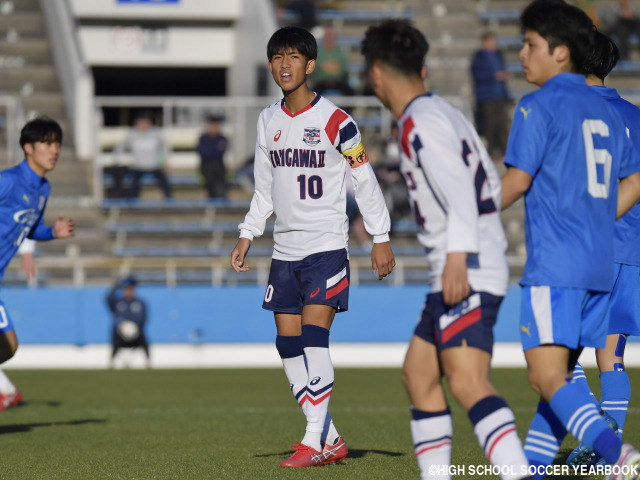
[230,26,395,468]
[361,20,533,480]
[501,2,640,479]
[565,30,640,468]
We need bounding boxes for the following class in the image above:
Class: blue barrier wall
[3,285,532,345]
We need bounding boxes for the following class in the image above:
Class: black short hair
[581,30,620,80]
[361,19,429,78]
[520,0,594,73]
[19,116,63,149]
[267,26,317,61]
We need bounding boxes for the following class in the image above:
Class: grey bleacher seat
[103,172,200,188]
[478,9,520,23]
[101,197,251,210]
[106,220,273,235]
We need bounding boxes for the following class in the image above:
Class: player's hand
[371,241,395,280]
[20,253,37,280]
[231,238,251,273]
[53,216,75,238]
[441,252,470,305]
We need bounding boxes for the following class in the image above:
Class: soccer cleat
[567,411,618,466]
[604,443,640,480]
[0,389,22,411]
[280,443,324,468]
[322,436,348,464]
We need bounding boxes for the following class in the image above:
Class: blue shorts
[608,263,640,336]
[0,298,14,334]
[262,249,350,314]
[520,286,608,351]
[413,291,502,354]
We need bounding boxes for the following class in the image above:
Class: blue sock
[550,382,622,464]
[600,369,630,439]
[524,401,566,479]
[571,361,599,407]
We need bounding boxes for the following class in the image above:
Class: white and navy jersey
[398,94,508,296]
[239,94,390,260]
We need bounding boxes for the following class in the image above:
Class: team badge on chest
[303,127,321,146]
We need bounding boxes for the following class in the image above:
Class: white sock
[0,368,16,395]
[469,396,529,480]
[300,345,334,452]
[411,408,453,480]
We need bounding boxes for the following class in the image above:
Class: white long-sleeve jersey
[239,94,391,260]
[398,94,508,296]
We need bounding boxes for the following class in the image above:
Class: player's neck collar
[281,94,321,117]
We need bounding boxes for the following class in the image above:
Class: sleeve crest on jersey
[343,143,369,168]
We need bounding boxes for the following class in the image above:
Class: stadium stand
[0,0,561,287]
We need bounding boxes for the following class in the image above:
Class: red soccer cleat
[0,390,23,411]
[280,443,324,468]
[322,436,348,464]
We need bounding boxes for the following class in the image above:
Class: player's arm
[29,215,74,240]
[441,252,469,306]
[343,132,395,280]
[501,167,532,209]
[502,97,547,210]
[18,238,37,280]
[233,113,273,272]
[617,171,640,219]
[617,119,640,218]
[416,122,479,305]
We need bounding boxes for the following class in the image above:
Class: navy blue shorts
[414,291,503,353]
[262,249,350,314]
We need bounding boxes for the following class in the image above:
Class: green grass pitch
[0,367,638,479]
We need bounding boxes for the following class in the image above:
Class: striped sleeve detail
[324,109,349,144]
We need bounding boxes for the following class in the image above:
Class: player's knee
[446,370,479,403]
[0,341,17,364]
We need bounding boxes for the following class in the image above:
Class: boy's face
[269,47,315,94]
[24,140,60,177]
[519,29,563,87]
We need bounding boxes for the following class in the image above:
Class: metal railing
[0,95,25,168]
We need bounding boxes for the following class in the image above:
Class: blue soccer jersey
[505,73,640,292]
[592,86,640,267]
[0,160,54,281]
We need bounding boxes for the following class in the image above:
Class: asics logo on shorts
[310,287,320,298]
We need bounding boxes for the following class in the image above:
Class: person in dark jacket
[471,31,511,161]
[196,116,228,198]
[106,276,150,368]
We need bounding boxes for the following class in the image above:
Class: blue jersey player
[566,31,640,468]
[0,117,74,364]
[501,2,640,479]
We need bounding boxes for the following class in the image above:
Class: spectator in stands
[608,0,640,60]
[569,0,603,28]
[313,26,353,96]
[106,276,150,369]
[471,31,511,162]
[114,112,172,200]
[377,123,410,221]
[196,115,228,198]
[277,0,322,37]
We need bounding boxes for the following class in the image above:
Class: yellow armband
[343,143,369,168]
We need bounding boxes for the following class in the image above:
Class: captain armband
[343,143,369,168]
